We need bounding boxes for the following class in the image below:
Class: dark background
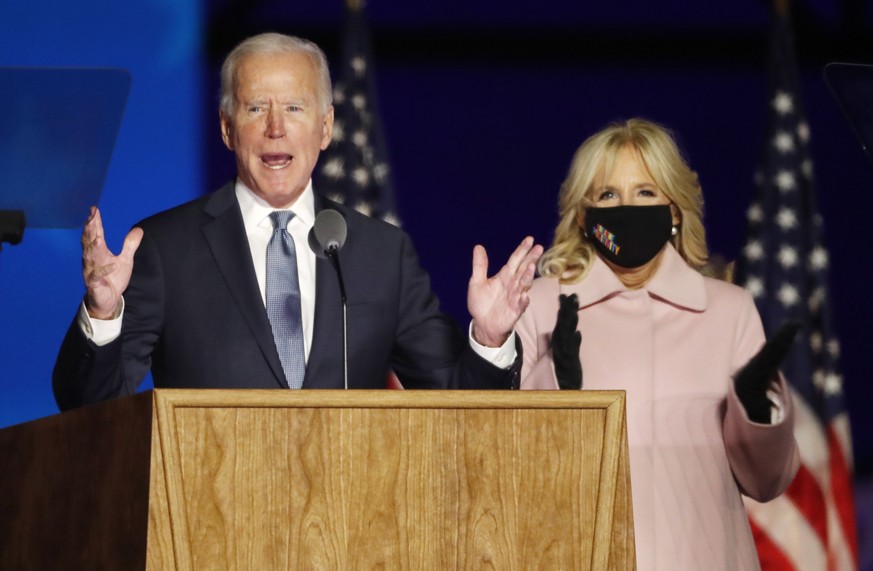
[1,0,871,563]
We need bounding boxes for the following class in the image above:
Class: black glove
[733,320,801,424]
[551,293,582,390]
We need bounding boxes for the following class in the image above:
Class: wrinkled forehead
[233,51,320,100]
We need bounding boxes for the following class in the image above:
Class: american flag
[316,0,398,226]
[315,0,403,389]
[734,12,858,570]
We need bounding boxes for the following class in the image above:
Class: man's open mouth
[261,154,292,170]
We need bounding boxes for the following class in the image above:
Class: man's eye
[248,105,262,113]
[287,105,301,112]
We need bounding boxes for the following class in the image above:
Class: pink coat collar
[567,244,708,312]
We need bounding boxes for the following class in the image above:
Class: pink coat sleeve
[722,293,801,502]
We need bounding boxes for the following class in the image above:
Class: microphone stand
[326,245,348,390]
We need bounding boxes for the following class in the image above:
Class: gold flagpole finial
[773,0,789,16]
[346,0,365,11]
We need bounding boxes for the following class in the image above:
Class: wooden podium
[0,390,635,569]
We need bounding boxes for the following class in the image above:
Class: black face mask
[584,205,673,268]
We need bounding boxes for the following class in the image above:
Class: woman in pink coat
[516,118,800,570]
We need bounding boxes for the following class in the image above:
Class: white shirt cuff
[767,385,786,424]
[77,298,124,347]
[468,322,517,369]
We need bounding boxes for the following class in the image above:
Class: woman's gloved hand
[733,320,802,424]
[551,293,582,390]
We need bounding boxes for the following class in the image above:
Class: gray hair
[219,32,333,116]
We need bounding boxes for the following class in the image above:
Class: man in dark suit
[53,33,542,410]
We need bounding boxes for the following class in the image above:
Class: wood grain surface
[148,390,634,570]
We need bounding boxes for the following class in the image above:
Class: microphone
[310,209,350,389]
[312,208,347,255]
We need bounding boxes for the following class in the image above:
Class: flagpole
[346,0,363,11]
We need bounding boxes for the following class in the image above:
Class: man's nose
[266,108,285,138]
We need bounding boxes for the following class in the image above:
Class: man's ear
[220,111,234,151]
[320,105,335,150]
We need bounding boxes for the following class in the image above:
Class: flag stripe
[832,413,854,471]
[828,425,858,562]
[786,464,829,545]
[746,495,827,570]
[791,387,831,484]
[826,494,854,570]
[751,518,801,570]
[386,371,403,390]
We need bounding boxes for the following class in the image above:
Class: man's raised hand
[468,236,543,347]
[81,206,143,320]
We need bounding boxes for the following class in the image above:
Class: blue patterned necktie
[266,211,306,389]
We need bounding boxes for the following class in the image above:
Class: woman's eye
[597,190,616,201]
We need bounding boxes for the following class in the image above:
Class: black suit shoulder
[318,195,408,244]
[133,192,218,238]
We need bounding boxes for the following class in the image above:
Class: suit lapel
[304,194,344,388]
[201,182,287,388]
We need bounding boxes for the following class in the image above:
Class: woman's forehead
[590,145,654,187]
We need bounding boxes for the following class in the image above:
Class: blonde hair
[538,118,708,283]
